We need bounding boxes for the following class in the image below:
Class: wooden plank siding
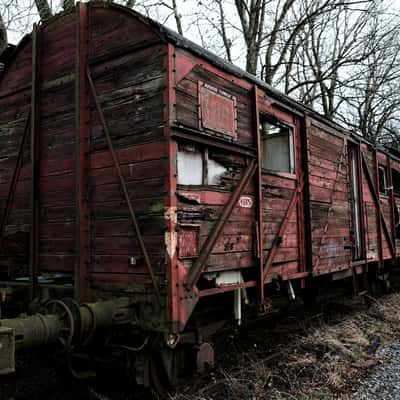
[0,4,168,294]
[360,144,392,263]
[173,47,304,289]
[307,123,353,275]
[173,47,258,291]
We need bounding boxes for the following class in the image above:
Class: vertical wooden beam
[357,144,366,260]
[295,119,305,279]
[295,117,307,283]
[253,86,264,302]
[373,149,384,268]
[387,156,396,260]
[301,117,313,273]
[164,44,179,332]
[29,24,40,299]
[75,2,89,302]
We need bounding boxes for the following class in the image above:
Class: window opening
[395,207,400,239]
[392,168,400,195]
[260,116,295,174]
[177,144,203,185]
[378,166,388,195]
[207,155,226,185]
[349,146,362,260]
[177,144,227,186]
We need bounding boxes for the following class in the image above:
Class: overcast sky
[4,0,400,72]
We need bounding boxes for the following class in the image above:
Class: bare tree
[171,0,183,35]
[234,0,266,74]
[293,4,372,118]
[126,0,183,35]
[0,12,7,55]
[216,0,233,62]
[126,0,137,8]
[338,11,400,143]
[262,0,375,84]
[63,0,75,13]
[35,0,52,21]
[2,0,399,145]
[185,0,236,61]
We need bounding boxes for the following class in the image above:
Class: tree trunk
[63,0,75,12]
[0,13,7,55]
[217,0,232,62]
[246,44,258,75]
[172,0,183,35]
[126,0,136,8]
[35,0,52,22]
[235,0,266,75]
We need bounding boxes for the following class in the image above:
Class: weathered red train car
[0,1,398,390]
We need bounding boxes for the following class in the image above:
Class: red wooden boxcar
[0,1,399,388]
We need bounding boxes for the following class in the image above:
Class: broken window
[392,168,400,195]
[177,145,203,185]
[177,144,227,186]
[260,117,295,174]
[206,154,226,185]
[378,165,388,195]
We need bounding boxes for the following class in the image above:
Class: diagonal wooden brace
[314,138,346,270]
[361,153,395,259]
[263,177,303,282]
[185,159,257,290]
[86,68,161,306]
[0,110,30,240]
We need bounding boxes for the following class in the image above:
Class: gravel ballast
[350,343,400,400]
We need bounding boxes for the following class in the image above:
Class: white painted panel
[215,271,242,286]
[177,149,203,185]
[207,157,226,185]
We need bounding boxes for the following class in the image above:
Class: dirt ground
[172,293,400,400]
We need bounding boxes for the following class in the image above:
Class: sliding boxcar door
[349,145,362,260]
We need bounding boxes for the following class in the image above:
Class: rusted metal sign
[198,81,237,139]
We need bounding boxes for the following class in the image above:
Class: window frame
[378,165,388,196]
[259,114,296,176]
[391,167,400,195]
[176,143,227,187]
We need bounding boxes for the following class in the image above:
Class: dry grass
[172,293,400,400]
